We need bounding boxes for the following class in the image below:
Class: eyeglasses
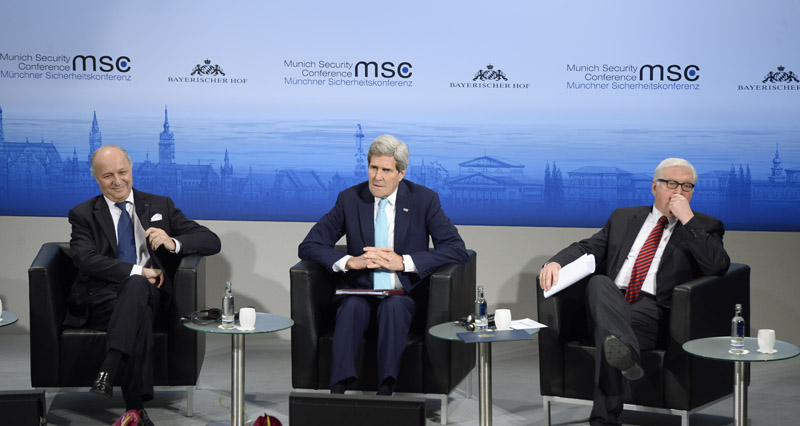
[657,178,695,192]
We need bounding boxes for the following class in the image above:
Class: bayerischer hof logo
[167,58,247,84]
[191,59,225,76]
[738,65,799,91]
[763,65,798,83]
[473,64,508,81]
[451,63,529,89]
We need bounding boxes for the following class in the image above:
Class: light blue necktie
[115,201,137,265]
[373,198,392,290]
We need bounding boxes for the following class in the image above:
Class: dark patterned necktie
[625,216,668,303]
[115,201,137,264]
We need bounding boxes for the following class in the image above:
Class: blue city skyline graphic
[0,105,798,231]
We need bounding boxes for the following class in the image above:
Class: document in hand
[543,253,596,298]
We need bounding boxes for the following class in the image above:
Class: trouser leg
[376,295,415,389]
[330,296,372,386]
[106,275,160,408]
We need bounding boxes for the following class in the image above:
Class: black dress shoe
[90,371,113,398]
[139,408,155,426]
[330,382,347,394]
[376,384,392,396]
[604,335,644,380]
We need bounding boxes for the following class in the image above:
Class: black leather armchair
[537,263,750,426]
[28,242,207,416]
[290,248,476,398]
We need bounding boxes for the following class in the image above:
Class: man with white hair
[539,158,730,426]
[299,134,468,396]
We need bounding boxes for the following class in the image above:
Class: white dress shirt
[614,206,677,296]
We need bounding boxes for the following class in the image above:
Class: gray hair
[654,158,698,182]
[368,135,409,172]
[90,144,132,177]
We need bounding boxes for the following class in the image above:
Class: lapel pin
[403,208,409,212]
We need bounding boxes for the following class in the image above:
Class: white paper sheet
[509,318,548,330]
[543,253,596,298]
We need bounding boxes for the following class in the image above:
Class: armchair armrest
[536,275,591,396]
[664,263,751,409]
[28,242,75,387]
[290,259,336,388]
[168,254,206,384]
[424,250,477,393]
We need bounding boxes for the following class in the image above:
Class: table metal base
[232,334,246,426]
[478,341,492,426]
[734,360,747,426]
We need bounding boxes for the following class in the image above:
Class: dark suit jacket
[65,188,221,327]
[548,205,730,308]
[298,180,468,293]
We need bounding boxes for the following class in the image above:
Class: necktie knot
[378,198,388,210]
[115,201,128,212]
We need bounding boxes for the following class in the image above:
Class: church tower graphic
[88,111,102,162]
[158,106,175,166]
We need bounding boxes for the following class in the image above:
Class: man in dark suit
[299,134,468,396]
[66,145,221,425]
[539,158,730,426]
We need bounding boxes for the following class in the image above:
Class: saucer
[757,348,778,354]
[235,325,255,331]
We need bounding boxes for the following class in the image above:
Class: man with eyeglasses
[538,157,730,426]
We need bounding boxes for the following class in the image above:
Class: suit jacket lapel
[612,207,649,277]
[659,220,682,266]
[93,196,118,257]
[358,185,375,247]
[394,182,411,253]
[134,190,151,230]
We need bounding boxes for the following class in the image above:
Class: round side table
[0,311,20,328]
[183,312,293,426]
[429,322,538,426]
[683,336,800,426]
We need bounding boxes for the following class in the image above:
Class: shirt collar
[103,191,134,210]
[375,188,398,207]
[650,205,677,227]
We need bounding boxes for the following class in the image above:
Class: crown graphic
[777,65,785,71]
[486,64,494,70]
[204,59,211,65]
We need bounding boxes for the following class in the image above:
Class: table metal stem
[478,341,492,426]
[232,334,245,426]
[733,360,747,426]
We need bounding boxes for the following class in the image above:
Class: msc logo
[639,64,699,82]
[354,61,412,78]
[72,55,131,73]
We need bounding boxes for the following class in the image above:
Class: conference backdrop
[1,1,798,231]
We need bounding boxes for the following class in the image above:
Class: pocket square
[150,213,163,221]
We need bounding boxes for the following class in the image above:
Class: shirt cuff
[131,264,143,276]
[402,255,417,273]
[171,238,181,254]
[333,255,352,272]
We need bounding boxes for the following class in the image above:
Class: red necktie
[625,216,668,303]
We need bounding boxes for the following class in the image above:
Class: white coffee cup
[494,309,512,331]
[757,329,776,353]
[239,307,256,330]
